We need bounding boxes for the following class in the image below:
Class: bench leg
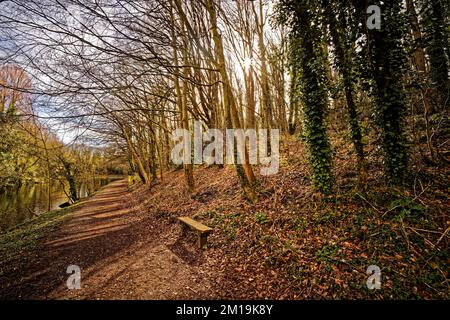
[198,233,208,249]
[181,223,189,235]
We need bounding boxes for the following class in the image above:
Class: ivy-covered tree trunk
[288,64,299,135]
[286,2,334,195]
[421,0,450,111]
[321,0,365,173]
[365,1,409,184]
[170,1,194,193]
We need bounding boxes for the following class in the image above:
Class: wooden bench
[178,216,213,249]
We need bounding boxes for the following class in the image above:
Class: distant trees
[0,64,120,201]
[1,65,35,187]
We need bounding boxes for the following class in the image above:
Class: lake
[0,176,123,232]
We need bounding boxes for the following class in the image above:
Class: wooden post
[181,223,189,236]
[198,233,208,249]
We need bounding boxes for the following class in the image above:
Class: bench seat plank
[178,216,212,234]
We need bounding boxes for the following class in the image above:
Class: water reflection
[0,176,122,232]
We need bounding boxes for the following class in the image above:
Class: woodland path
[0,180,212,299]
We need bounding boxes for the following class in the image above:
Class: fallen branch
[435,226,450,247]
[356,193,381,214]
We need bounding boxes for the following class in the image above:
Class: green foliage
[254,212,269,225]
[286,262,305,281]
[389,197,424,222]
[292,216,309,231]
[223,213,242,240]
[313,209,339,224]
[0,121,38,187]
[315,244,340,263]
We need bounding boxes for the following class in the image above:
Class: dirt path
[1,180,213,299]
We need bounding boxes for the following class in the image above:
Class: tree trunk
[170,1,194,193]
[204,0,257,202]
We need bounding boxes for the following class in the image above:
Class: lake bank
[0,175,124,232]
[0,179,126,289]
